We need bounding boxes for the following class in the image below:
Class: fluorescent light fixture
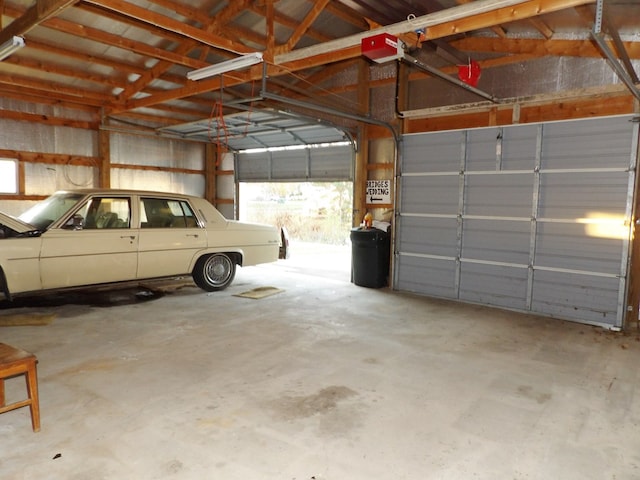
[0,36,25,61]
[187,52,263,81]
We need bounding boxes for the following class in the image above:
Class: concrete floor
[1,245,639,479]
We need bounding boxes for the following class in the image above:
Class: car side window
[78,197,131,229]
[141,198,199,229]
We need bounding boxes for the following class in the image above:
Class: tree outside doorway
[239,182,353,245]
[239,182,353,281]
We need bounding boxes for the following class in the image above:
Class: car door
[136,197,207,279]
[39,196,138,290]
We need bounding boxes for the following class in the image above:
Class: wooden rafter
[250,2,333,45]
[452,36,640,59]
[456,0,508,37]
[322,2,369,30]
[4,54,126,90]
[82,0,254,55]
[266,0,275,55]
[120,1,259,104]
[119,0,601,114]
[422,0,593,40]
[0,0,78,42]
[0,0,633,128]
[0,73,109,106]
[275,0,331,54]
[3,3,207,69]
[25,38,147,78]
[528,16,554,39]
[0,83,99,113]
[275,0,596,65]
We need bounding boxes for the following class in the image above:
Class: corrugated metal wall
[0,107,208,216]
[236,145,353,182]
[396,115,638,328]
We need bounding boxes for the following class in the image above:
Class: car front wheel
[193,253,236,291]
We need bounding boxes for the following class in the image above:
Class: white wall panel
[0,120,96,156]
[111,169,204,196]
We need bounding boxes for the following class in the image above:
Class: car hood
[0,212,37,233]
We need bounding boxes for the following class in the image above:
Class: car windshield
[19,192,85,230]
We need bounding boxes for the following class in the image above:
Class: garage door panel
[462,219,530,264]
[459,263,528,310]
[538,172,629,219]
[401,175,459,215]
[532,270,619,324]
[501,125,539,170]
[465,174,534,217]
[403,131,463,173]
[535,222,624,274]
[237,145,352,182]
[237,153,269,181]
[309,146,352,179]
[542,116,635,170]
[466,128,502,171]
[396,255,457,298]
[398,216,458,257]
[272,151,308,180]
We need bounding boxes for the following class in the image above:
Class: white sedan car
[0,189,288,299]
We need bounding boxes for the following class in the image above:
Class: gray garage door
[236,144,353,182]
[396,115,638,328]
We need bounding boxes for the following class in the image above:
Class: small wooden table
[0,343,40,432]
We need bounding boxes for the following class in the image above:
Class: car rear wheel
[193,253,236,291]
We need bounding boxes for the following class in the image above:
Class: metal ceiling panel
[159,109,350,151]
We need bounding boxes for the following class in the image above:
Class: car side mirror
[64,214,84,230]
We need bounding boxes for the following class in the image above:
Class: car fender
[188,248,244,272]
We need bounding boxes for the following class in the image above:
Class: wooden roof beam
[83,0,254,55]
[0,84,100,113]
[528,16,554,38]
[144,0,210,27]
[321,1,370,30]
[452,36,640,59]
[25,38,148,78]
[250,2,334,44]
[0,74,111,107]
[115,0,256,104]
[76,3,187,44]
[0,0,78,42]
[275,0,596,66]
[124,0,597,114]
[3,3,208,69]
[4,55,127,90]
[456,0,507,37]
[275,0,331,55]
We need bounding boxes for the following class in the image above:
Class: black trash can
[350,227,390,288]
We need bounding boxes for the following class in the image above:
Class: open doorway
[239,182,353,281]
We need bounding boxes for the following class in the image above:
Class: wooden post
[354,126,368,227]
[18,161,25,195]
[98,127,110,188]
[353,60,370,227]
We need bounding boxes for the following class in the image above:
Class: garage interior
[2,0,640,478]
